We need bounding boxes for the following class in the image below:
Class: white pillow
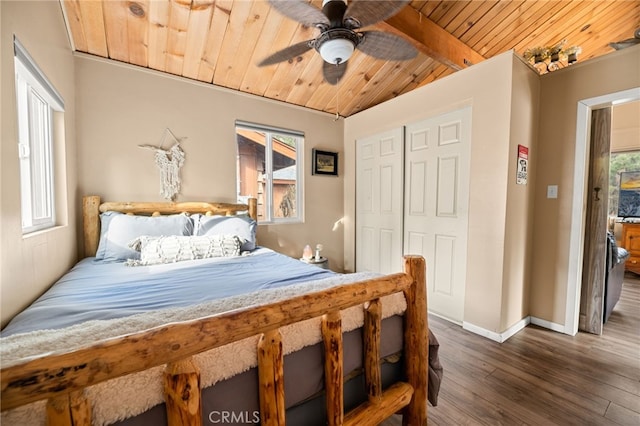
[96,212,194,262]
[192,214,257,251]
[126,235,241,266]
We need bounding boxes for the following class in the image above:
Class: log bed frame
[1,196,428,426]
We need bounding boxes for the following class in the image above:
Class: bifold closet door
[355,128,404,274]
[404,106,471,323]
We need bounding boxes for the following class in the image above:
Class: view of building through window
[236,123,303,223]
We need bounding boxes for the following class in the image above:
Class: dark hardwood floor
[388,274,640,425]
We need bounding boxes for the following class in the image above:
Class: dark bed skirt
[114,316,405,426]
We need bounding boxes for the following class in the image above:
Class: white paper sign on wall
[517,144,528,185]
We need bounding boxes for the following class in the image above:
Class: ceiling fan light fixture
[319,38,355,65]
[260,0,413,84]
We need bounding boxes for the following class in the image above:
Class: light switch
[547,185,558,199]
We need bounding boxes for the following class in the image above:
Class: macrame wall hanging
[138,128,186,201]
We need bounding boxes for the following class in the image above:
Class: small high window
[14,37,64,234]
[236,121,304,223]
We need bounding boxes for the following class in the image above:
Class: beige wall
[500,55,539,331]
[530,46,640,325]
[74,56,345,270]
[344,51,537,334]
[1,1,78,326]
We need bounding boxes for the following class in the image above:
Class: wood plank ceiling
[61,0,640,117]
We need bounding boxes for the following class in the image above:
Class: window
[609,150,640,217]
[14,37,64,234]
[236,121,303,223]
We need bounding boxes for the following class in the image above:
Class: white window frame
[14,37,64,234]
[235,121,304,224]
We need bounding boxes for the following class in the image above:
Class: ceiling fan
[258,0,418,85]
[609,28,640,50]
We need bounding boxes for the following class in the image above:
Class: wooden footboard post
[364,299,382,403]
[164,357,202,426]
[46,390,91,426]
[322,311,344,426]
[258,329,285,426]
[403,255,428,426]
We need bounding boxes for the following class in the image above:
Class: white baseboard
[451,316,569,343]
[462,317,531,343]
[428,310,463,326]
[529,316,569,334]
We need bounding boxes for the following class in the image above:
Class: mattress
[2,248,335,336]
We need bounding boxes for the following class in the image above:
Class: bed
[1,196,431,426]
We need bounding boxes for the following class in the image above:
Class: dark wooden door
[579,107,612,335]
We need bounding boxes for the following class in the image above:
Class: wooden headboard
[82,196,258,258]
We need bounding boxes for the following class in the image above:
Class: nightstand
[300,256,329,270]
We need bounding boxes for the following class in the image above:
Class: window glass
[610,150,640,217]
[236,123,303,223]
[14,37,64,233]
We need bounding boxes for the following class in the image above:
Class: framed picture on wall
[312,149,338,176]
[618,171,640,218]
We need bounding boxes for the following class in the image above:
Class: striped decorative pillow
[126,235,241,266]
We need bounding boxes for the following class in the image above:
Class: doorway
[567,88,640,336]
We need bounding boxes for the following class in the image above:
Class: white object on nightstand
[300,256,329,270]
[302,244,313,260]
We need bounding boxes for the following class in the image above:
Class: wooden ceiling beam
[376,6,485,71]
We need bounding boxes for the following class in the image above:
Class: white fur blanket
[1,272,406,426]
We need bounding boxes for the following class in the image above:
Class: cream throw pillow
[126,235,241,266]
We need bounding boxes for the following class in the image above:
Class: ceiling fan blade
[268,0,330,28]
[258,40,314,66]
[609,27,640,50]
[323,61,348,85]
[344,0,410,29]
[357,31,417,61]
[608,39,640,51]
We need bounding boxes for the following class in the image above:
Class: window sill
[23,224,67,239]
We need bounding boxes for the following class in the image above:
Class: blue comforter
[2,248,335,336]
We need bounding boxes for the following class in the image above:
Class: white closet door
[356,128,404,274]
[404,106,471,323]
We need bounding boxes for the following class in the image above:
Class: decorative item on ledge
[523,40,581,74]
